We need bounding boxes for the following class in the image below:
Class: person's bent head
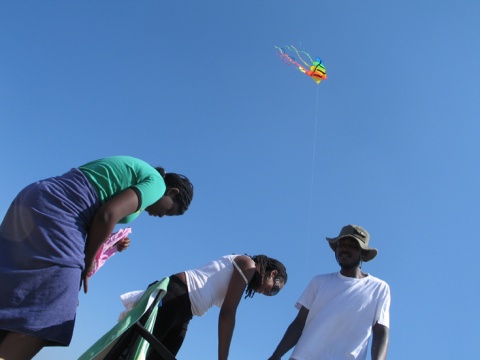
[145,167,194,217]
[245,255,288,298]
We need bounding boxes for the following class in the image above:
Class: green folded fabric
[78,277,169,360]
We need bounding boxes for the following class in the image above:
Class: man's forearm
[268,322,303,360]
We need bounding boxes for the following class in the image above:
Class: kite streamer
[275,45,327,84]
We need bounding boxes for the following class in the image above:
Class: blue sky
[1,1,479,359]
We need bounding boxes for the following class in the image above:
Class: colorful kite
[275,45,327,84]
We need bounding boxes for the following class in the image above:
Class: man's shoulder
[313,272,338,279]
[309,272,338,284]
[366,273,388,283]
[365,273,390,290]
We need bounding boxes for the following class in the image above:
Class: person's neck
[340,266,366,279]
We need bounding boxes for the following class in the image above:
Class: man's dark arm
[268,306,309,360]
[371,322,389,360]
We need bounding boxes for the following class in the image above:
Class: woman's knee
[0,331,45,360]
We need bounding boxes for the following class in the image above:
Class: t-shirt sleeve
[295,277,318,310]
[374,282,391,328]
[118,173,165,224]
[131,174,166,210]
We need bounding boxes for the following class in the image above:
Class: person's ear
[270,270,278,279]
[166,188,180,197]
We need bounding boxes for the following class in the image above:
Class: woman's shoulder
[231,255,255,270]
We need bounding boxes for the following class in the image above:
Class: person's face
[255,270,285,297]
[145,189,181,218]
[335,237,362,269]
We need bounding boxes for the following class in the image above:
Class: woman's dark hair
[156,167,194,214]
[244,254,288,299]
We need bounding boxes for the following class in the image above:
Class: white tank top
[185,255,248,316]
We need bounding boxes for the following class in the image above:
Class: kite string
[306,85,320,281]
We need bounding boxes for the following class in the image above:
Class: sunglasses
[268,278,282,296]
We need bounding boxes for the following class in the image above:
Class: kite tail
[286,45,314,68]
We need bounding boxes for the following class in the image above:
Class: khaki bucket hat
[326,224,378,262]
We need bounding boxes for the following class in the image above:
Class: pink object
[87,227,132,277]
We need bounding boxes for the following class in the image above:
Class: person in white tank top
[145,254,288,360]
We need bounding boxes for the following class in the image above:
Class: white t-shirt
[291,272,390,360]
[185,255,246,316]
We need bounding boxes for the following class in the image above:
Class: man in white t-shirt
[268,224,390,360]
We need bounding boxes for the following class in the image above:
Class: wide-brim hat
[326,224,378,262]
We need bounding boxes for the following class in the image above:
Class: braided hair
[244,254,288,299]
[156,167,194,214]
